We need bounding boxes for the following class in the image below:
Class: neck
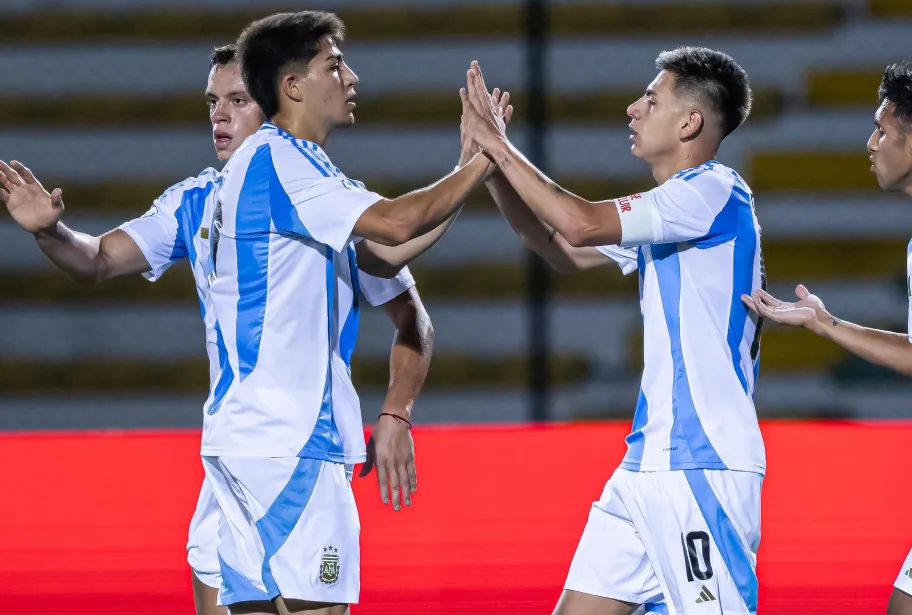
[270,110,329,147]
[650,144,719,185]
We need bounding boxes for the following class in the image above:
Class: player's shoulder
[666,160,747,206]
[153,167,220,212]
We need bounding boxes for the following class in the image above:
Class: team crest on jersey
[341,178,363,192]
[319,546,340,584]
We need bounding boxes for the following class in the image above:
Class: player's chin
[214,147,232,163]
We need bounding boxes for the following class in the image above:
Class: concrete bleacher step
[749,152,878,191]
[0,89,785,128]
[869,0,912,18]
[806,70,883,109]
[0,3,845,44]
[0,354,591,394]
[627,325,887,374]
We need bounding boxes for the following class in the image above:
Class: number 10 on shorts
[681,531,714,582]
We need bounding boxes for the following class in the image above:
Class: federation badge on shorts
[319,546,340,584]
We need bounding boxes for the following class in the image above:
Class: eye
[233,98,247,106]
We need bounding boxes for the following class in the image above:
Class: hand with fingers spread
[462,60,511,156]
[741,284,827,330]
[0,160,65,234]
[359,412,416,512]
[459,84,514,171]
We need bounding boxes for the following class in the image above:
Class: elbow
[560,223,592,249]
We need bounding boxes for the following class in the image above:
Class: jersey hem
[199,446,366,464]
[619,460,766,475]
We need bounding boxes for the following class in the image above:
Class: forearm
[810,313,912,375]
[486,173,575,272]
[387,154,488,241]
[364,206,462,270]
[381,294,434,419]
[34,222,106,284]
[489,140,621,246]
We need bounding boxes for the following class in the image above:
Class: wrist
[807,309,836,337]
[33,221,61,238]
[378,411,412,429]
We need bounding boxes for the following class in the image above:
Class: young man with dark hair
[742,61,912,615]
[461,46,764,614]
[0,41,438,615]
[201,10,503,615]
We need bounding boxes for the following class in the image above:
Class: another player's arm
[744,286,912,376]
[356,211,462,278]
[484,172,613,273]
[35,226,149,284]
[0,160,150,284]
[353,154,490,247]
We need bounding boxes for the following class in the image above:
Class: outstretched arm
[744,285,912,376]
[462,62,623,248]
[0,160,149,284]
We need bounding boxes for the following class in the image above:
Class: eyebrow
[325,52,343,63]
[205,90,247,99]
[646,88,657,98]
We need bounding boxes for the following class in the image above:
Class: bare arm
[378,286,434,422]
[745,285,912,376]
[35,225,149,284]
[359,286,434,511]
[485,172,612,274]
[462,63,622,248]
[0,160,150,284]
[353,153,490,247]
[356,208,462,278]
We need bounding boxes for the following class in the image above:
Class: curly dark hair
[878,62,912,131]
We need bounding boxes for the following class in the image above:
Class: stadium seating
[1,0,911,429]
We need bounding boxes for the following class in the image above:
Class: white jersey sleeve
[270,141,384,253]
[359,266,416,307]
[595,245,638,275]
[118,181,190,282]
[614,166,737,248]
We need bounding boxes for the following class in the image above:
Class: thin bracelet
[378,412,412,429]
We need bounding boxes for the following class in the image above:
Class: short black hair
[656,46,752,139]
[237,11,346,119]
[209,44,238,69]
[878,62,912,131]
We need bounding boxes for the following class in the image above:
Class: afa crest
[319,546,340,584]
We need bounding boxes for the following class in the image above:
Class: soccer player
[462,47,764,615]
[0,44,439,615]
[742,62,912,615]
[202,11,498,615]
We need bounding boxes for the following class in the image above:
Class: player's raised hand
[459,86,513,176]
[463,61,510,153]
[0,160,64,233]
[359,412,416,512]
[742,285,826,328]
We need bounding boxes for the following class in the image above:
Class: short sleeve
[270,142,383,253]
[117,186,186,282]
[615,170,734,248]
[359,266,416,306]
[595,245,638,275]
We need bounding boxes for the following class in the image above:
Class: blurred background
[2,1,912,614]
[2,0,912,430]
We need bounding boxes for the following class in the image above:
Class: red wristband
[378,412,412,430]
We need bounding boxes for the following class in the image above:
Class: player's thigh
[553,589,639,615]
[889,548,912,615]
[889,588,912,615]
[627,469,761,615]
[205,457,360,607]
[276,597,349,615]
[192,571,227,615]
[188,477,225,615]
[563,470,664,608]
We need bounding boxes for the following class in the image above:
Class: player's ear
[280,71,305,104]
[681,109,704,142]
